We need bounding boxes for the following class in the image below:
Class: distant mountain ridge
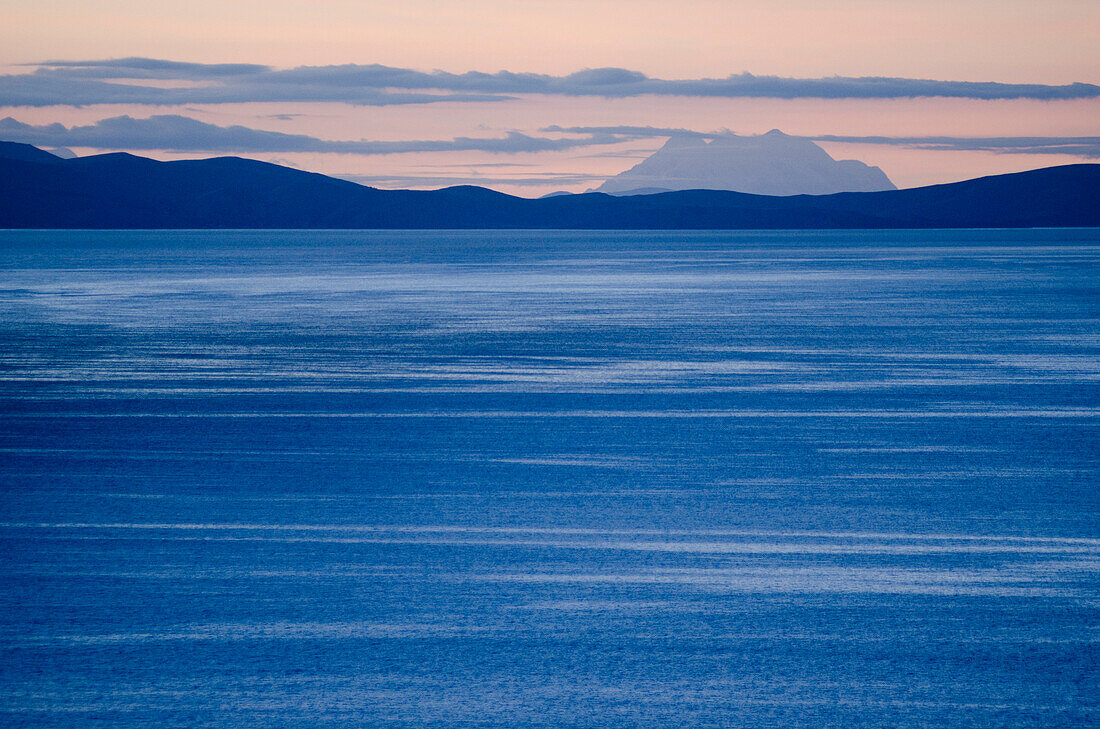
[1,141,1097,229]
[596,130,896,195]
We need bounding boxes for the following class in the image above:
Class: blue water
[1,229,1098,728]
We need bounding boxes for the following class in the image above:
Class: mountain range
[596,130,895,195]
[1,141,1097,229]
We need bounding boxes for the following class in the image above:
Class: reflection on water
[1,229,1098,728]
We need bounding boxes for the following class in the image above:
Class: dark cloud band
[812,135,1100,157]
[546,125,1100,158]
[341,173,606,188]
[2,58,1098,107]
[3,114,1097,160]
[0,115,620,154]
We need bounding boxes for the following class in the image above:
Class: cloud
[811,135,1100,157]
[25,57,270,79]
[6,113,1095,161]
[0,75,510,107]
[2,58,1098,107]
[0,114,622,154]
[552,125,1100,158]
[543,125,713,138]
[340,172,606,188]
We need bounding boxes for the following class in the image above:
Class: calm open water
[0,229,1098,728]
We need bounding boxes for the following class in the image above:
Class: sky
[2,0,1098,195]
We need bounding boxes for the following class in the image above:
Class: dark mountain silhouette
[0,140,67,164]
[1,141,1097,229]
[596,130,896,196]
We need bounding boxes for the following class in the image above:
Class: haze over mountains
[1,140,1098,229]
[596,130,896,195]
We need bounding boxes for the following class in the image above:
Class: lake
[1,229,1097,727]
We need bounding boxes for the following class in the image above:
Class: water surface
[1,229,1098,727]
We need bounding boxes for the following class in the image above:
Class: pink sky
[2,0,1098,195]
